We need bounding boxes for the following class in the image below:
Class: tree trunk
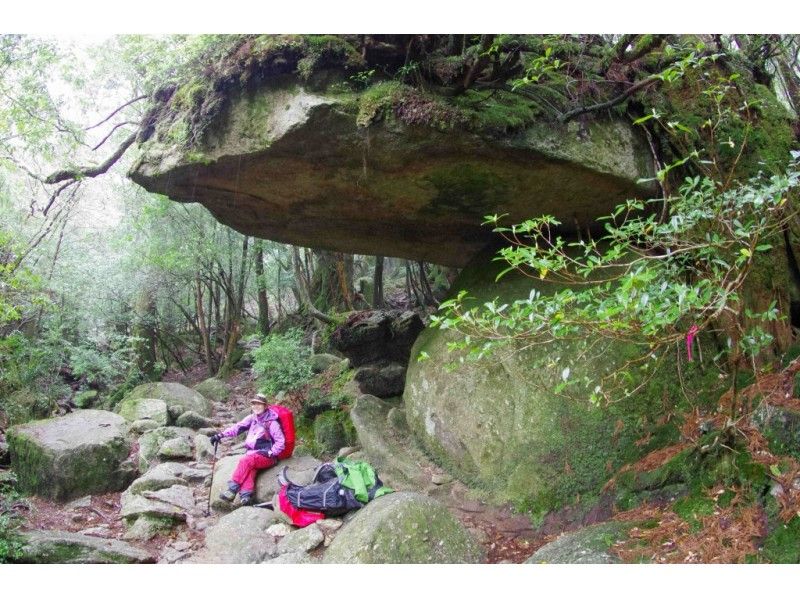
[254,240,271,336]
[373,255,385,308]
[196,276,215,376]
[132,285,158,380]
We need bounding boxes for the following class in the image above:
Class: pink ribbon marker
[686,324,699,361]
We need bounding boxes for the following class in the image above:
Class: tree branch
[85,95,147,131]
[91,121,135,151]
[44,132,136,184]
[559,75,660,123]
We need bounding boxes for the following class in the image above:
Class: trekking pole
[206,441,218,516]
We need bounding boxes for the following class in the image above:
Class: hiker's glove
[210,434,222,446]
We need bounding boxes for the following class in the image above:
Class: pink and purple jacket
[220,408,285,458]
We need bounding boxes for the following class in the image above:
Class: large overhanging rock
[129,83,656,267]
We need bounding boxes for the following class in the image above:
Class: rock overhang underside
[129,81,657,268]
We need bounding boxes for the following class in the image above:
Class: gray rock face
[6,410,134,501]
[129,83,654,267]
[354,361,407,398]
[349,395,429,489]
[123,382,213,421]
[115,397,169,427]
[193,377,231,402]
[524,521,634,564]
[199,507,282,563]
[176,410,217,430]
[310,353,347,374]
[159,436,194,460]
[330,310,424,368]
[128,462,189,495]
[138,426,195,471]
[323,492,483,563]
[17,530,155,564]
[277,523,325,555]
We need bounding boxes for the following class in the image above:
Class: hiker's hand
[210,433,222,446]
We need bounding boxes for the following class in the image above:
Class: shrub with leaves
[433,156,800,411]
[250,329,313,396]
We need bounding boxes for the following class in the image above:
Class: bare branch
[91,121,135,151]
[85,95,147,131]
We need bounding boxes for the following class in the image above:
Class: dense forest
[2,34,800,566]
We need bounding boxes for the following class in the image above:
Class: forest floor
[12,362,800,564]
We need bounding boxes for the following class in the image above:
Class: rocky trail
[8,366,552,564]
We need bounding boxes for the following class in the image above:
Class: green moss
[356,81,406,127]
[313,410,356,455]
[759,516,800,563]
[673,495,716,532]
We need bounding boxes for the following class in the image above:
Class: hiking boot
[239,492,254,506]
[277,466,290,487]
[219,489,237,502]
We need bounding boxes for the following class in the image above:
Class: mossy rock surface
[404,248,726,516]
[115,397,169,427]
[323,491,483,563]
[130,78,655,267]
[313,410,356,454]
[123,382,213,420]
[524,521,635,564]
[6,410,135,501]
[16,530,154,564]
[138,426,195,471]
[193,378,231,402]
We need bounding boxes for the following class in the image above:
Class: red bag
[277,485,325,527]
[270,404,295,460]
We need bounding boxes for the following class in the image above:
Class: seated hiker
[210,393,285,506]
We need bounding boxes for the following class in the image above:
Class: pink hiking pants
[231,452,277,493]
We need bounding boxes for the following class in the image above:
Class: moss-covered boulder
[193,377,231,403]
[310,353,346,374]
[6,410,135,501]
[0,389,57,427]
[115,396,169,427]
[16,530,154,564]
[137,426,196,471]
[313,410,356,454]
[404,249,725,516]
[323,492,483,563]
[524,521,635,564]
[123,383,213,422]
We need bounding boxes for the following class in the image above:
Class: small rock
[277,524,324,554]
[266,523,292,537]
[160,546,189,564]
[130,419,163,434]
[316,519,343,534]
[173,541,192,551]
[431,473,453,485]
[66,496,92,510]
[193,520,210,532]
[199,427,217,436]
[158,436,194,459]
[79,526,112,538]
[177,411,216,430]
[71,514,87,524]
